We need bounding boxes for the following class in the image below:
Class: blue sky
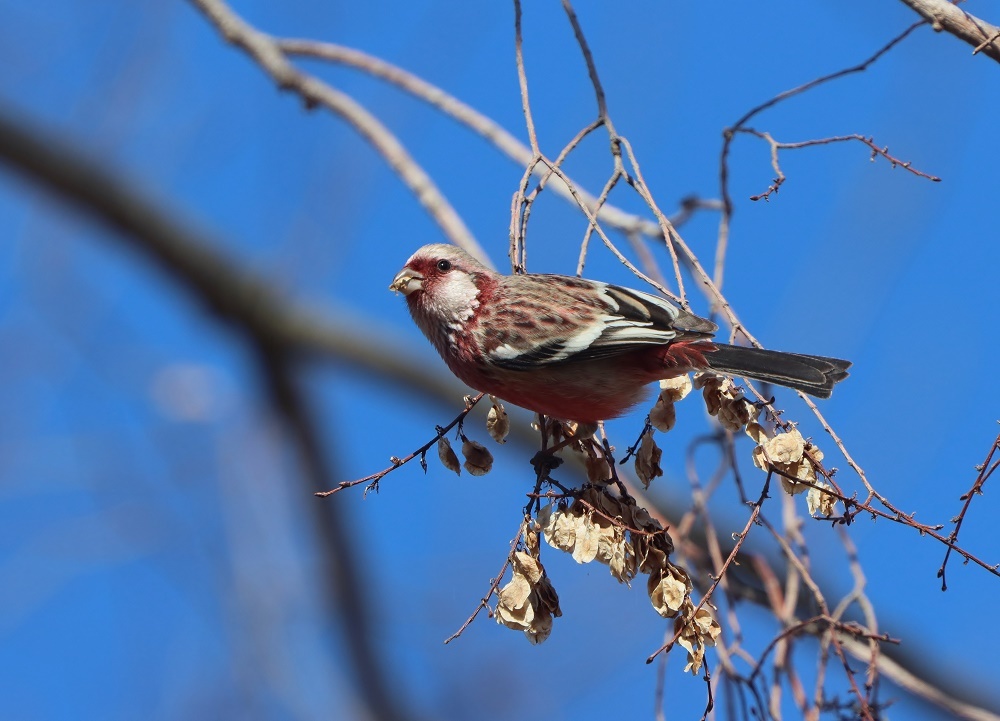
[1,1,999,719]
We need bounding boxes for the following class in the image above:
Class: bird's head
[390,244,496,343]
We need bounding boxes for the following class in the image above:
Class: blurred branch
[0,107,464,408]
[898,0,1000,62]
[257,347,414,721]
[839,634,1000,721]
[0,106,432,721]
[186,0,489,264]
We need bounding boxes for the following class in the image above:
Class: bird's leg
[526,449,564,517]
[599,436,631,498]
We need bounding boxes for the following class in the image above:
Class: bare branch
[279,38,666,242]
[939,429,1000,589]
[899,0,1000,62]
[715,20,926,290]
[740,129,942,201]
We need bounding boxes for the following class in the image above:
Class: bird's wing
[481,274,718,370]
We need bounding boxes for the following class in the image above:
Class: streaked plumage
[390,244,850,423]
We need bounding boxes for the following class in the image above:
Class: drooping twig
[444,521,526,644]
[315,393,486,497]
[715,21,926,289]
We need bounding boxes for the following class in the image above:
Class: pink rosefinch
[390,244,850,424]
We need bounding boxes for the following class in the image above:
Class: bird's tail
[704,344,851,399]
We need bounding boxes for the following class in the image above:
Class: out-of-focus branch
[898,0,1000,62]
[258,347,413,721]
[839,634,1000,721]
[186,0,489,264]
[0,107,465,408]
[0,108,422,721]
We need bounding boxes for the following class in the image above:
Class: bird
[390,243,850,424]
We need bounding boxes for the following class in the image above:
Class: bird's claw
[530,451,564,475]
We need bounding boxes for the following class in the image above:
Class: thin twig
[646,471,774,663]
[444,521,526,643]
[561,0,609,120]
[716,21,926,289]
[315,393,486,497]
[939,429,1000,589]
[280,39,666,244]
[739,128,942,199]
[973,29,1000,56]
[519,119,604,271]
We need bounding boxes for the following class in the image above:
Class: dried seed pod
[649,393,677,432]
[807,481,838,517]
[496,566,534,629]
[571,513,601,564]
[630,505,663,533]
[700,378,725,417]
[539,503,577,552]
[436,437,461,475]
[461,439,493,476]
[648,565,690,618]
[751,428,832,502]
[765,428,805,465]
[696,373,756,431]
[585,452,613,484]
[634,430,663,489]
[692,371,721,391]
[675,603,721,675]
[486,399,509,444]
[649,375,693,433]
[659,374,693,403]
[717,396,753,432]
[495,549,561,644]
[601,525,635,585]
[745,421,768,444]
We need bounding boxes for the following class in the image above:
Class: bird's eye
[436,259,452,272]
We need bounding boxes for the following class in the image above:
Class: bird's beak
[389,268,424,296]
